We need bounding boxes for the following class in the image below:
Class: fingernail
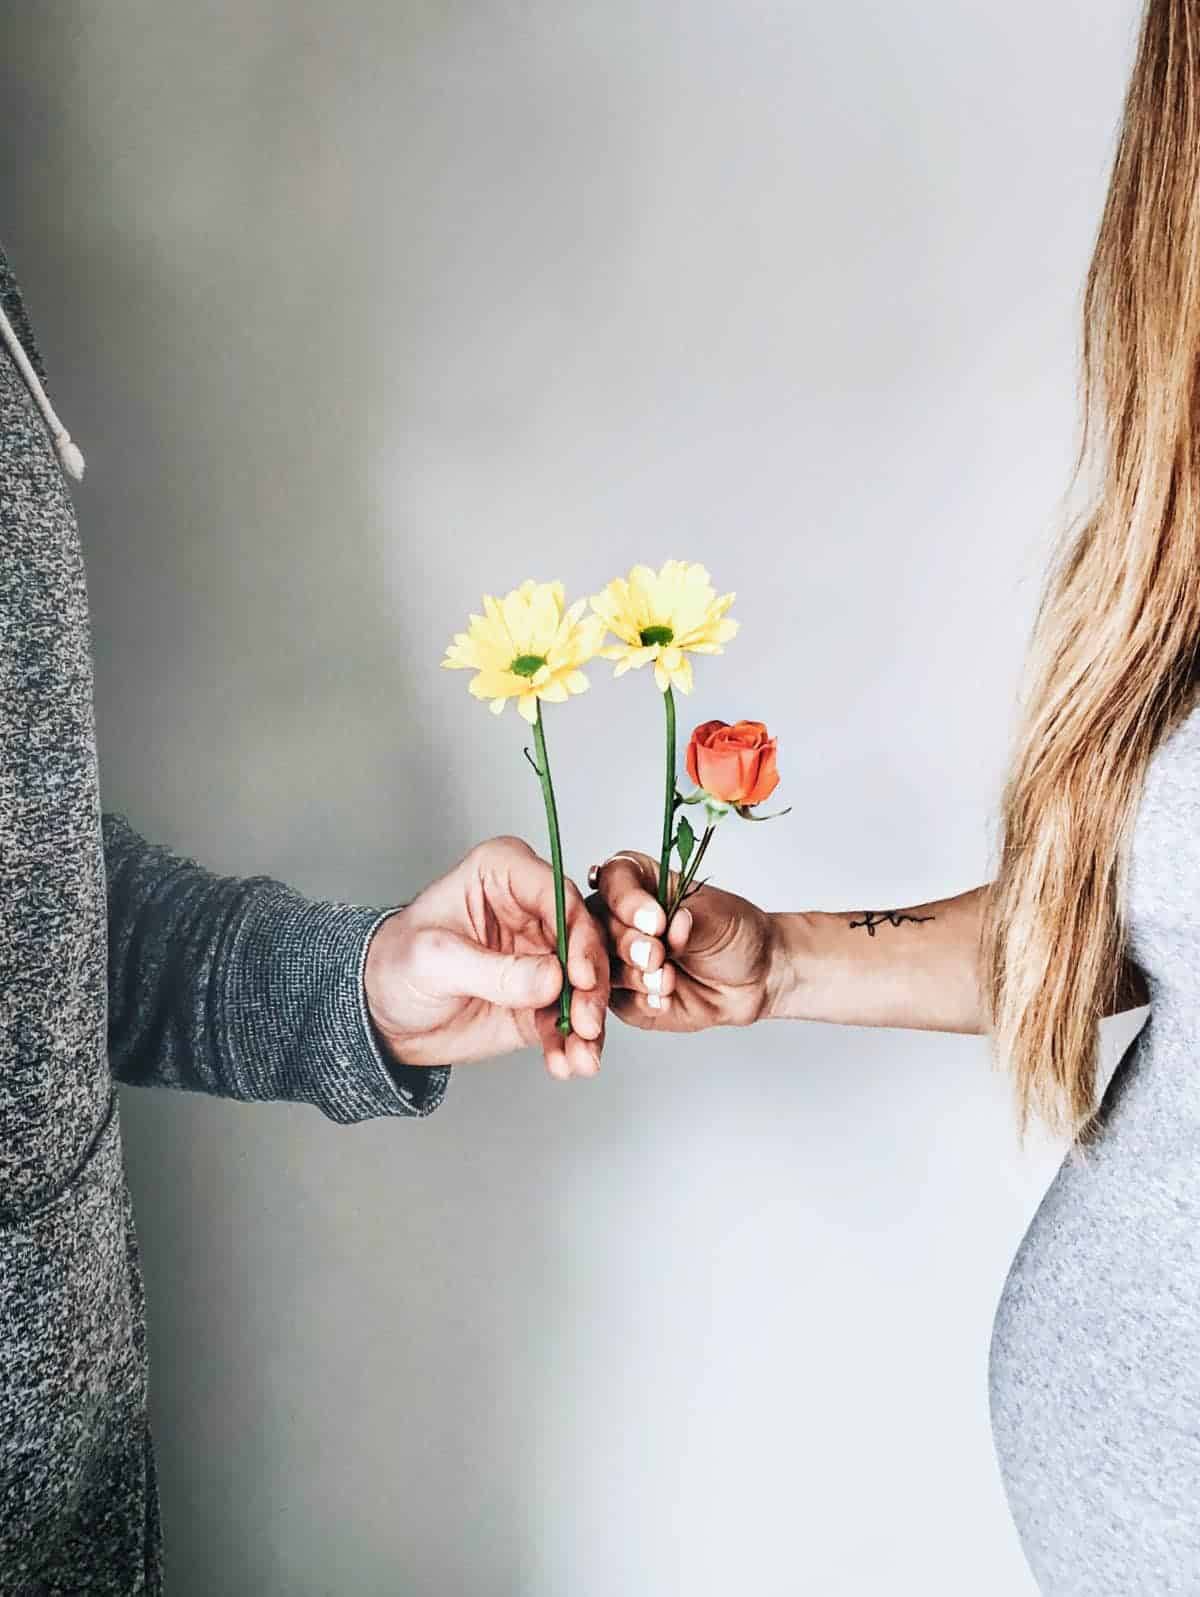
[634,907,659,935]
[644,969,663,994]
[647,993,663,1010]
[630,939,652,970]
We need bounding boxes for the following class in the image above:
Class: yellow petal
[518,693,540,724]
[483,594,512,645]
[490,698,507,715]
[653,662,671,692]
[539,678,569,703]
[501,590,533,651]
[529,584,562,648]
[565,671,590,694]
[576,614,609,655]
[671,655,695,694]
[471,670,517,698]
[628,567,660,626]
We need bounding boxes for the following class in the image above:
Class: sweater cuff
[228,892,450,1124]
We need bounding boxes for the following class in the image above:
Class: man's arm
[103,813,447,1122]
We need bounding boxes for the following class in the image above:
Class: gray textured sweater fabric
[0,244,448,1594]
[990,701,1200,1594]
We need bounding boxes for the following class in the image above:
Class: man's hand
[365,836,608,1079]
[590,851,781,1032]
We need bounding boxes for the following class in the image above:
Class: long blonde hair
[986,0,1200,1138]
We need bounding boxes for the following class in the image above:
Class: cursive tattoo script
[848,909,935,937]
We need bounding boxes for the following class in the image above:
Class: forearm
[103,813,446,1121]
[765,887,989,1034]
[764,883,1149,1034]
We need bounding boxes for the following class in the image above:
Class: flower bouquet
[444,561,786,1033]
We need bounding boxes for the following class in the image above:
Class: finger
[481,836,571,949]
[534,1004,571,1079]
[424,929,562,1011]
[609,960,676,998]
[602,917,668,976]
[667,906,693,953]
[565,1028,602,1078]
[563,877,607,994]
[592,853,664,937]
[543,1039,571,1080]
[535,1004,601,1078]
[575,983,610,1060]
[569,975,608,1043]
[609,989,680,1031]
[493,842,593,961]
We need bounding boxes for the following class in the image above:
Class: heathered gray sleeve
[102,813,449,1123]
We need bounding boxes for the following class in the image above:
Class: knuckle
[495,833,533,858]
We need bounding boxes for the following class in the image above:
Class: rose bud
[686,719,781,807]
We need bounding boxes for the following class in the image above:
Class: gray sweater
[0,243,448,1594]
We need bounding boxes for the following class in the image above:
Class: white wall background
[3,3,1146,1592]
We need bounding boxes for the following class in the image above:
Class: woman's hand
[365,836,609,1079]
[589,851,783,1031]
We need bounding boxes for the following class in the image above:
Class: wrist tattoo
[848,909,936,937]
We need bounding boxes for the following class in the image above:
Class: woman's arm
[768,888,989,1033]
[591,854,1147,1035]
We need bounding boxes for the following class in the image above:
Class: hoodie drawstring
[0,300,85,481]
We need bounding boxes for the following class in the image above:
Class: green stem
[657,684,677,909]
[532,704,572,1035]
[667,823,716,929]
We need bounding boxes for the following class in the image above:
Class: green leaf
[676,814,696,873]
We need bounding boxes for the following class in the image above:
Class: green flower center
[510,653,547,678]
[639,625,674,647]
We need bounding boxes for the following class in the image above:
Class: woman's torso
[990,694,1200,1595]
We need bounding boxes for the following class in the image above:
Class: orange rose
[686,719,780,807]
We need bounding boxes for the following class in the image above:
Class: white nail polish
[633,908,659,935]
[644,969,664,994]
[647,993,663,1010]
[630,939,652,969]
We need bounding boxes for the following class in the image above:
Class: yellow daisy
[591,560,738,693]
[443,579,607,724]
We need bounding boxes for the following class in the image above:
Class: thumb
[429,931,564,1011]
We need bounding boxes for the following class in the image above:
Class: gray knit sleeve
[102,813,449,1122]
